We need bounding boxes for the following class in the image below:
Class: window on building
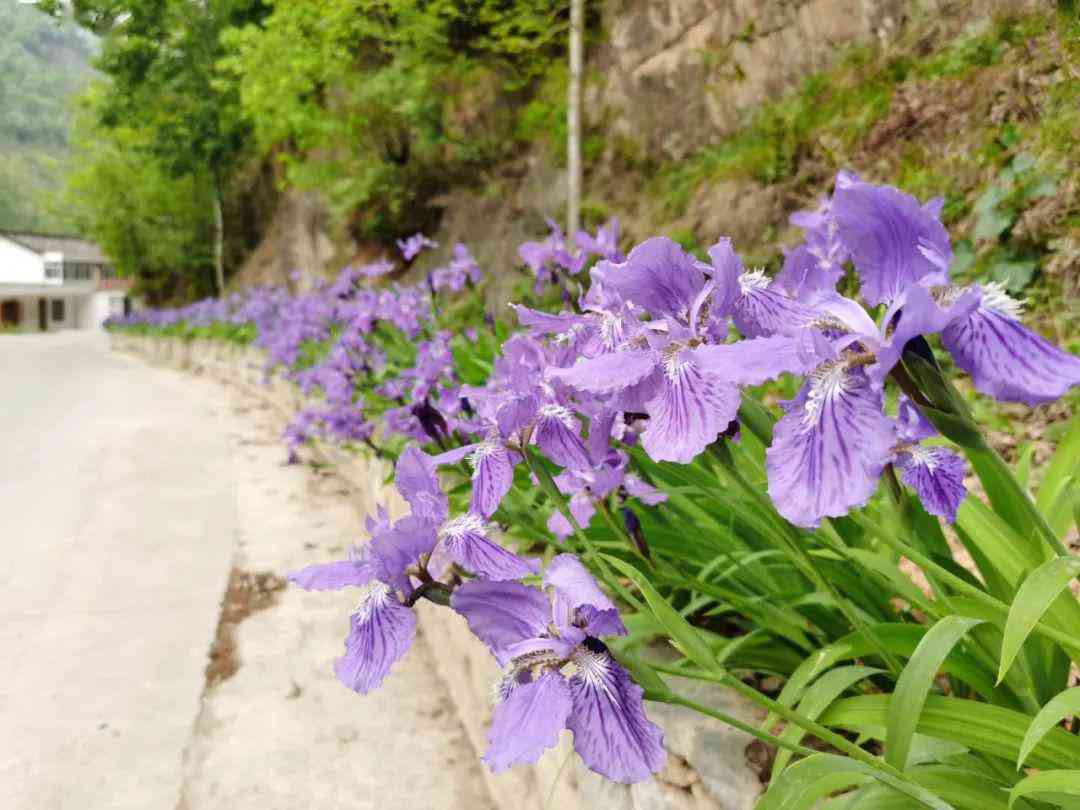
[51,299,65,322]
[63,263,95,281]
[45,261,62,280]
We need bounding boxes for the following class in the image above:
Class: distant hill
[0,0,95,231]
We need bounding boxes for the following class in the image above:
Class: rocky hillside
[239,0,1076,342]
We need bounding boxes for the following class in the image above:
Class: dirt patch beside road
[205,568,286,687]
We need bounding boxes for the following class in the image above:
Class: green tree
[41,0,268,293]
[64,87,217,303]
[221,0,567,241]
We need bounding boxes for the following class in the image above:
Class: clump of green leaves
[222,0,568,241]
[64,93,220,304]
[967,153,1057,292]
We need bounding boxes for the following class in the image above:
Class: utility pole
[567,0,583,237]
[212,187,225,297]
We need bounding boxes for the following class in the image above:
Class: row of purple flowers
[109,171,1080,784]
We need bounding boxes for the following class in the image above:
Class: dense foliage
[110,175,1080,808]
[222,0,568,240]
[46,0,569,299]
[38,0,269,301]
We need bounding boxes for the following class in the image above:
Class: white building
[0,231,132,332]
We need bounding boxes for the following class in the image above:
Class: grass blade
[1017,686,1080,769]
[822,694,1080,770]
[887,616,984,770]
[998,556,1080,683]
[1036,414,1080,525]
[772,665,883,783]
[759,753,953,810]
[1008,770,1080,809]
[603,554,721,675]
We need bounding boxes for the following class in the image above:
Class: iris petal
[451,580,552,665]
[896,445,967,523]
[534,405,592,470]
[832,176,951,305]
[766,364,895,527]
[469,442,515,517]
[439,515,537,581]
[941,285,1080,405]
[484,672,572,772]
[547,348,659,397]
[733,276,816,338]
[566,649,666,783]
[592,236,705,318]
[333,584,415,694]
[640,355,740,464]
[544,554,625,638]
[288,559,374,591]
[689,333,824,386]
[394,446,447,523]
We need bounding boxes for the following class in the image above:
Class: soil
[204,568,287,687]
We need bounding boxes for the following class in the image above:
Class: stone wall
[594,0,905,161]
[593,0,1040,162]
[111,333,766,810]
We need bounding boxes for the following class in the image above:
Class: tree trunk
[212,178,225,297]
[567,0,583,237]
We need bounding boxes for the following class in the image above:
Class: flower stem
[522,446,648,613]
[647,664,911,784]
[647,689,819,760]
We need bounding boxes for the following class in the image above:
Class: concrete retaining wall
[112,333,766,810]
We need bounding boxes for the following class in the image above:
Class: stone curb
[111,332,765,810]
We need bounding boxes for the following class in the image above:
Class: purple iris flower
[519,219,587,293]
[286,508,417,695]
[288,447,537,694]
[688,283,973,527]
[446,405,592,520]
[575,217,625,262]
[456,332,595,506]
[432,243,484,292]
[890,396,967,523]
[397,233,438,261]
[393,446,537,580]
[452,554,665,783]
[546,449,667,540]
[822,170,1080,404]
[318,404,375,445]
[774,196,848,299]
[548,237,742,463]
[683,171,1078,526]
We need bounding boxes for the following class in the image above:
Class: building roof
[0,230,109,264]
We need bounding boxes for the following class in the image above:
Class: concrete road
[0,331,495,810]
[0,331,237,810]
